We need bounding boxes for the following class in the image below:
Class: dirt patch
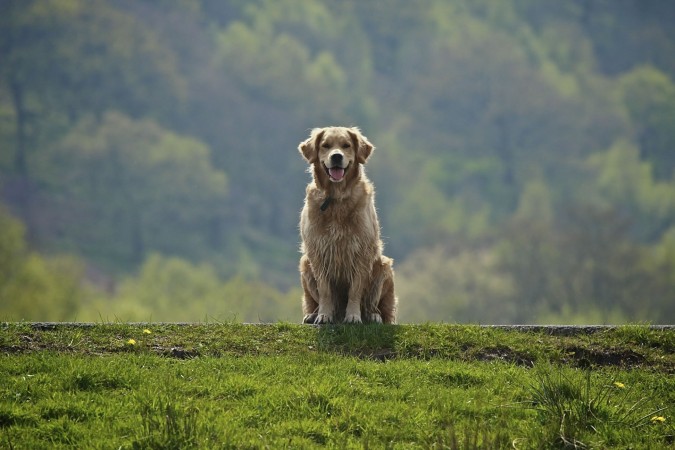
[471,345,535,367]
[359,349,397,362]
[163,346,200,359]
[563,346,646,369]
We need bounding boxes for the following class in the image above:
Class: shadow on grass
[315,324,401,361]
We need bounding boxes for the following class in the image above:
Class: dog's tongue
[329,167,345,181]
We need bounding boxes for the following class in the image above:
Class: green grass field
[1,323,673,449]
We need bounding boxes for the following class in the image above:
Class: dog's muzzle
[326,152,347,182]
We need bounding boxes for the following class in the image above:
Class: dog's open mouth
[325,164,349,182]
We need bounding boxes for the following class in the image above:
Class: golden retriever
[298,126,397,324]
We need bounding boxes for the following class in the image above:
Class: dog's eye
[321,143,330,149]
[342,143,351,149]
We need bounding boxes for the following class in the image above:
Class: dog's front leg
[300,255,320,324]
[314,278,335,324]
[344,280,364,323]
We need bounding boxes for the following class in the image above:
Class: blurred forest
[1,0,674,324]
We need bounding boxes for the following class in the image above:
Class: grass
[529,364,669,448]
[0,323,673,448]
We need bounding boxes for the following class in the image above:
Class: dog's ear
[348,128,374,164]
[298,128,324,163]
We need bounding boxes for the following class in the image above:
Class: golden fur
[298,126,397,324]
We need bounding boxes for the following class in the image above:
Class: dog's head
[298,127,374,184]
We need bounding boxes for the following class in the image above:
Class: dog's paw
[367,313,383,324]
[303,313,318,324]
[314,314,333,324]
[344,314,362,324]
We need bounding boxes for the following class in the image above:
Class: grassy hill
[1,323,673,448]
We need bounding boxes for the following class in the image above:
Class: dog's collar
[320,196,332,212]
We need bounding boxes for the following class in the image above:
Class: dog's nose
[330,153,343,165]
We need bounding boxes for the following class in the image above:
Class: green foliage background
[1,0,674,323]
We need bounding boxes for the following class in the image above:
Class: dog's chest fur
[301,181,381,283]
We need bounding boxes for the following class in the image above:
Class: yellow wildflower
[613,382,625,389]
[651,416,666,423]
[127,338,137,346]
[143,329,152,335]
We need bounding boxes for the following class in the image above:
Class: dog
[297,126,397,324]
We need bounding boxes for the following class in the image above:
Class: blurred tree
[335,0,428,77]
[374,12,618,258]
[198,0,248,27]
[87,253,299,322]
[397,246,515,323]
[617,66,675,180]
[0,205,83,321]
[399,16,607,191]
[41,112,228,268]
[587,139,675,241]
[0,204,26,288]
[556,206,657,320]
[647,227,675,320]
[497,178,557,322]
[495,170,674,323]
[515,0,675,78]
[216,23,348,113]
[0,89,15,171]
[0,0,184,177]
[513,176,554,225]
[499,199,668,323]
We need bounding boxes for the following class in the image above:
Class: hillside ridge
[2,323,673,373]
